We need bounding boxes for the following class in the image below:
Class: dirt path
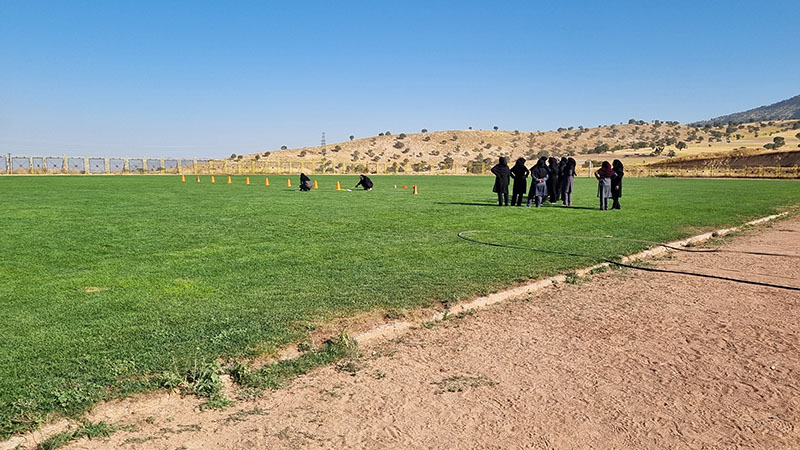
[40,218,800,449]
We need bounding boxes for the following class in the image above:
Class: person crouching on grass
[490,157,511,206]
[527,157,549,207]
[299,173,313,191]
[595,161,616,210]
[355,174,373,190]
[509,157,529,207]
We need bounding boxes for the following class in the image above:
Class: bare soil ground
[34,217,800,449]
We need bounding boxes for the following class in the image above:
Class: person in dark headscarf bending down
[299,173,313,191]
[595,161,616,210]
[509,157,529,206]
[611,159,624,210]
[562,158,577,207]
[490,157,511,206]
[355,174,373,190]
[526,157,549,208]
[547,157,561,204]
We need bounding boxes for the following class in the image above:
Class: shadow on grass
[435,202,599,211]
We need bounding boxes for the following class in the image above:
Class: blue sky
[1,0,798,158]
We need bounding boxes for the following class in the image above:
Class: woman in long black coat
[558,157,568,202]
[527,157,549,208]
[509,157,529,206]
[547,157,560,203]
[611,159,624,210]
[490,157,511,206]
[561,157,577,206]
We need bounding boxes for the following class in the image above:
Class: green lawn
[1,175,799,438]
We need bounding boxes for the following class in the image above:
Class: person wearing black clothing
[509,157,529,206]
[611,159,624,210]
[490,157,511,206]
[547,157,561,203]
[355,174,373,190]
[527,157,549,208]
[558,157,568,203]
[562,157,577,207]
[299,173,313,191]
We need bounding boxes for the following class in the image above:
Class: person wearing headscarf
[558,157,568,203]
[562,157,577,207]
[526,157,549,208]
[594,161,616,210]
[509,157,529,206]
[611,159,624,210]
[547,157,560,203]
[490,157,511,206]
[355,174,373,190]
[299,173,313,191]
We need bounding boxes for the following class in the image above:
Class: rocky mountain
[692,94,800,125]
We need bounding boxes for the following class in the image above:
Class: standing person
[558,157,568,203]
[595,161,616,210]
[547,157,561,203]
[509,157,529,206]
[562,157,577,207]
[355,174,373,190]
[490,157,511,206]
[299,173,313,191]
[526,157,549,208]
[611,159,624,210]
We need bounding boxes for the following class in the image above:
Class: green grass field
[2,175,799,438]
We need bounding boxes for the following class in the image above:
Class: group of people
[298,173,373,191]
[491,156,624,210]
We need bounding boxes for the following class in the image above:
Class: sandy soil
[26,217,800,449]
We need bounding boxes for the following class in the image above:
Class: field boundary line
[0,212,788,450]
[351,212,788,344]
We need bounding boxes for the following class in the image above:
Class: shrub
[230,153,236,159]
[421,128,428,133]
[349,135,354,141]
[280,145,288,150]
[393,142,404,149]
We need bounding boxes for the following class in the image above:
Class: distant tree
[764,143,775,150]
[255,155,260,160]
[263,151,271,157]
[667,150,676,157]
[676,141,687,151]
[230,153,237,159]
[628,119,637,124]
[773,136,785,148]
[378,132,384,136]
[349,135,354,141]
[793,121,800,130]
[795,133,800,140]
[398,133,407,139]
[493,126,499,131]
[468,126,473,130]
[421,128,428,133]
[385,131,391,135]
[280,145,288,150]
[237,154,243,159]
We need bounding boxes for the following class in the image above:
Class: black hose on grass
[457,231,800,292]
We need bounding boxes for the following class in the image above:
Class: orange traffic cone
[246,176,250,185]
[265,177,270,186]
[211,175,216,183]
[227,175,232,184]
[313,180,318,189]
[336,180,342,191]
[287,178,292,187]
[181,174,186,182]
[196,175,200,182]
[413,184,418,195]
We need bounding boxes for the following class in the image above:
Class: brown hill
[235,120,800,172]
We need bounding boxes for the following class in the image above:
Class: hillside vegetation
[238,120,800,171]
[692,94,800,126]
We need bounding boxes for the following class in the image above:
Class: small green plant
[38,420,117,450]
[564,271,585,285]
